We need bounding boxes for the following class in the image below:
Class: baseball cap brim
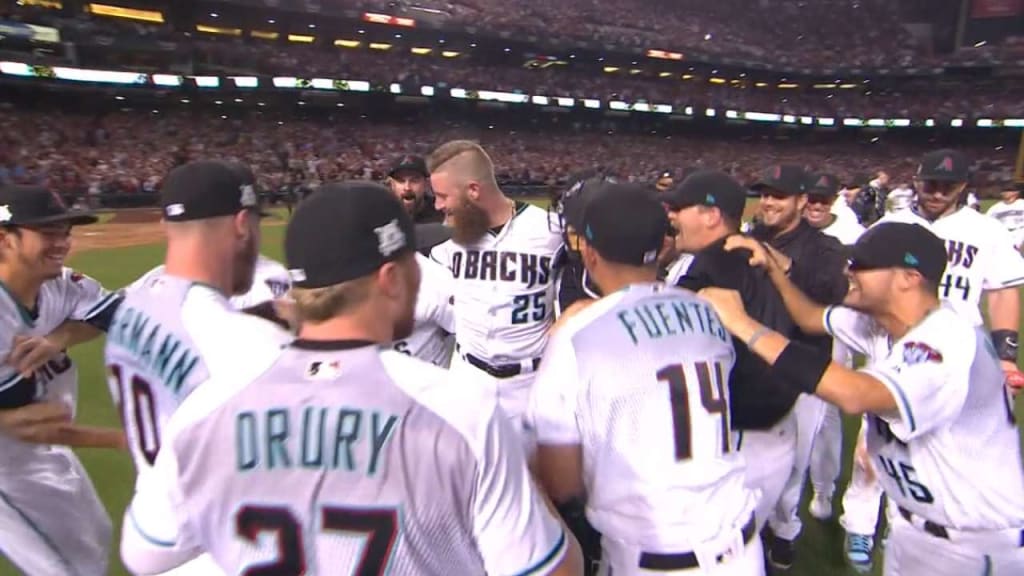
[16,211,99,227]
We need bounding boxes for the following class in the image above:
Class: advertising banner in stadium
[0,20,60,43]
[971,0,1022,19]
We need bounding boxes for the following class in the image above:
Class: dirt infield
[72,208,165,253]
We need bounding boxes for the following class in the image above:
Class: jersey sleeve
[62,269,122,331]
[982,225,1024,290]
[472,406,568,576]
[822,305,875,357]
[120,440,201,574]
[416,254,455,333]
[527,331,583,445]
[859,334,971,441]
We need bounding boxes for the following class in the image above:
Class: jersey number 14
[657,361,731,461]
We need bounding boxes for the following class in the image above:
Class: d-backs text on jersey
[450,249,553,288]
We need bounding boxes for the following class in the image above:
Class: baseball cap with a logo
[848,222,947,286]
[160,160,268,221]
[389,155,429,178]
[808,173,840,197]
[581,182,669,267]
[663,170,747,222]
[751,165,809,196]
[285,182,416,288]
[0,185,97,227]
[915,149,969,182]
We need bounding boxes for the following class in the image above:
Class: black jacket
[677,237,802,430]
[752,220,850,354]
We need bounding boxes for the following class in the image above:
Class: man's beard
[231,235,259,296]
[450,200,492,245]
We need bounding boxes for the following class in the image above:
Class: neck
[298,307,393,344]
[876,294,940,340]
[594,267,658,295]
[0,265,42,309]
[480,190,515,228]
[164,242,234,296]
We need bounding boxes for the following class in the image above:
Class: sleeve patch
[902,342,943,365]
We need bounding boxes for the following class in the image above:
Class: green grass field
[1,200,1021,576]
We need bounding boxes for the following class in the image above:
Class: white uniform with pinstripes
[0,268,121,576]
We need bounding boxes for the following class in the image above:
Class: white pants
[0,447,111,576]
[809,402,843,498]
[598,531,765,576]
[883,508,1024,575]
[840,417,885,536]
[448,351,537,443]
[738,410,798,534]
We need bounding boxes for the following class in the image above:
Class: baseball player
[131,253,291,310]
[704,222,1024,576]
[801,173,866,522]
[386,224,455,366]
[105,161,292,575]
[530,183,763,576]
[839,149,1024,570]
[427,140,564,434]
[986,184,1024,250]
[119,182,583,576]
[0,185,125,576]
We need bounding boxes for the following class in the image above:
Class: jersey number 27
[657,361,731,461]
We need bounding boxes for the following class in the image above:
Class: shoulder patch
[69,271,85,283]
[902,341,943,365]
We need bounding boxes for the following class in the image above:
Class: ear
[796,194,808,211]
[376,261,403,299]
[579,240,599,269]
[232,210,252,238]
[466,181,481,202]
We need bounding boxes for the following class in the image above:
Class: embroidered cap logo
[374,219,407,257]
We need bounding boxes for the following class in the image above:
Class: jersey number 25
[657,361,731,461]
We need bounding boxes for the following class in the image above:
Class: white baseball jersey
[831,194,859,224]
[986,199,1024,249]
[822,215,866,247]
[430,202,563,363]
[386,253,455,367]
[528,283,757,550]
[887,187,914,214]
[0,268,121,462]
[131,254,291,310]
[105,272,292,480]
[121,342,568,575]
[824,304,1024,530]
[877,207,1024,326]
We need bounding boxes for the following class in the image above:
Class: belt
[458,345,541,379]
[638,516,756,571]
[897,506,1024,548]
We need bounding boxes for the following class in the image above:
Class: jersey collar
[291,339,378,351]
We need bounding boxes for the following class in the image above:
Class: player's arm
[722,235,830,335]
[121,428,201,574]
[472,400,584,576]
[982,226,1024,374]
[6,321,102,377]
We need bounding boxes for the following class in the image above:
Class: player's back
[558,283,755,548]
[165,343,562,575]
[104,272,291,475]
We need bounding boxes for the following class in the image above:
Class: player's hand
[854,433,875,483]
[0,402,73,444]
[697,287,750,331]
[1003,364,1024,396]
[723,235,793,273]
[6,335,62,378]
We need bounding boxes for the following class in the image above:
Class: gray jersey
[105,273,291,480]
[123,343,568,575]
[0,268,120,466]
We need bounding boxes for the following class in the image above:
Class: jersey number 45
[657,361,731,461]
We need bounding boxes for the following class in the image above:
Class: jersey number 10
[108,363,160,466]
[657,361,731,461]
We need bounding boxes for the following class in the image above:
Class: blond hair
[289,276,374,323]
[426,140,498,189]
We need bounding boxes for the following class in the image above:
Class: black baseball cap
[751,165,809,196]
[808,173,840,197]
[663,170,747,222]
[161,160,268,222]
[915,149,969,182]
[0,185,97,227]
[581,182,669,267]
[389,155,428,178]
[848,222,947,286]
[285,182,416,289]
[562,177,614,231]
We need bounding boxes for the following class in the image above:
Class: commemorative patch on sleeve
[902,341,943,365]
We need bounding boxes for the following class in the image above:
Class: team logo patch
[936,156,954,172]
[902,342,943,365]
[0,205,11,223]
[69,271,85,283]
[264,279,289,298]
[374,219,407,257]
